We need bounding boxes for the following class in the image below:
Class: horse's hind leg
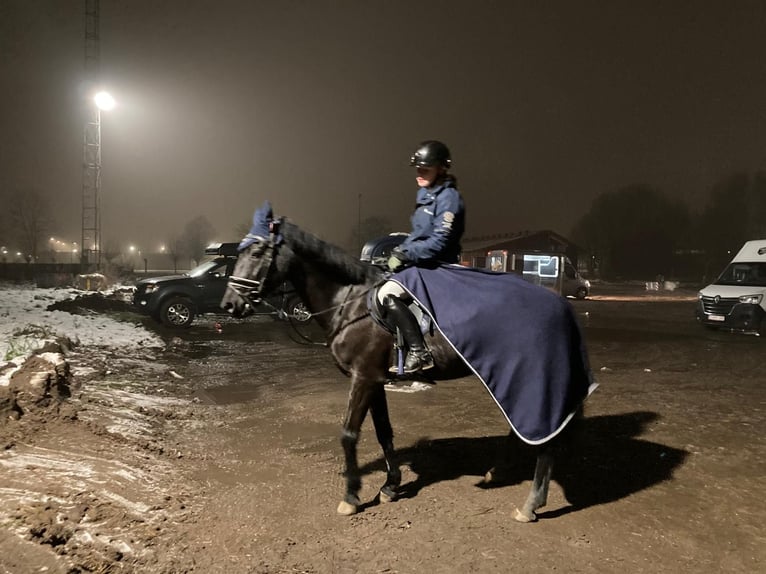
[513,447,554,523]
[483,431,515,484]
[369,384,401,503]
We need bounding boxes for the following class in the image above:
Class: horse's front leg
[337,376,375,516]
[369,383,401,503]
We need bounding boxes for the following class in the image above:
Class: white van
[696,239,766,335]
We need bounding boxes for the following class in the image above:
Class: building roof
[461,230,574,254]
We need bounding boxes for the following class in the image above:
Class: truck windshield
[188,259,224,278]
[715,262,766,286]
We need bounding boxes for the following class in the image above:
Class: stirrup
[389,349,434,374]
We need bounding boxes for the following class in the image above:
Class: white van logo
[714,295,721,304]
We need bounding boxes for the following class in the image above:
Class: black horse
[222,206,590,522]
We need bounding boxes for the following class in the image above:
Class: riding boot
[383,295,434,374]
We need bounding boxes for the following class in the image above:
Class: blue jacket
[398,177,465,265]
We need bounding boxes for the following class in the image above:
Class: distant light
[94,91,116,111]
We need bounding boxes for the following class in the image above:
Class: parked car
[132,242,309,328]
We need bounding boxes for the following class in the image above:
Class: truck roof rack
[204,242,240,257]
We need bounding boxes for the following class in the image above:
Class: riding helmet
[410,140,451,168]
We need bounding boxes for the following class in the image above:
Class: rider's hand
[387,254,405,272]
[387,248,408,272]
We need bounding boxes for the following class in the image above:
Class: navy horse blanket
[391,264,596,445]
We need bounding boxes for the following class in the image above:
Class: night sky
[2,0,765,253]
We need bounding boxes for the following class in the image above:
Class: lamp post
[81,89,115,271]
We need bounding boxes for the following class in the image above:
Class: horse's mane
[281,220,383,284]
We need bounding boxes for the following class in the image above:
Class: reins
[324,285,369,341]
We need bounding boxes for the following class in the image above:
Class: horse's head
[221,201,290,318]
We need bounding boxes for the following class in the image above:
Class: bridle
[227,219,379,335]
[227,223,280,311]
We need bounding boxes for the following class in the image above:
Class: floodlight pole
[81,103,102,269]
[81,0,101,270]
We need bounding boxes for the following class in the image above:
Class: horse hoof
[512,507,537,523]
[337,501,358,516]
[484,469,496,484]
[379,487,396,504]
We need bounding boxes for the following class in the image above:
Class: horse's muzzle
[221,285,259,318]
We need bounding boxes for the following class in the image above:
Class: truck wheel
[575,287,588,300]
[285,295,312,323]
[159,297,196,328]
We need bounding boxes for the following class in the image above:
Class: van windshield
[715,262,766,286]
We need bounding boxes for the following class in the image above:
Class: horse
[221,203,592,522]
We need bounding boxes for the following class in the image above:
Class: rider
[378,140,466,374]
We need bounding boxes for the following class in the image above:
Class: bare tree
[179,216,217,267]
[696,171,766,277]
[571,184,690,279]
[102,238,121,264]
[1,187,53,261]
[165,235,184,273]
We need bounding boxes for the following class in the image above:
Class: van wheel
[159,297,196,328]
[575,287,588,300]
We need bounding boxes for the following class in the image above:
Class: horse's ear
[254,200,273,225]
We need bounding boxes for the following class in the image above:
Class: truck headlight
[739,294,763,305]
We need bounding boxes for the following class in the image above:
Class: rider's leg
[382,293,433,373]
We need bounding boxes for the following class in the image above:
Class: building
[460,230,582,271]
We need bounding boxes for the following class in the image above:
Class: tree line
[570,171,766,282]
[3,170,765,281]
[0,188,220,273]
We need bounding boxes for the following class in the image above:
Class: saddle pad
[392,264,597,444]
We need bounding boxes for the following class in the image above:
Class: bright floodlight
[94,91,116,111]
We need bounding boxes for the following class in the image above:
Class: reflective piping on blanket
[389,278,599,446]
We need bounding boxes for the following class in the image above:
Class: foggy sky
[1,0,766,254]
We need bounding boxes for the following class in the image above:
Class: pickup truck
[132,242,308,328]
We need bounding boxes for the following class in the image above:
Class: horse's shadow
[358,411,688,517]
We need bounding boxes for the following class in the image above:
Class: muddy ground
[0,285,764,573]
